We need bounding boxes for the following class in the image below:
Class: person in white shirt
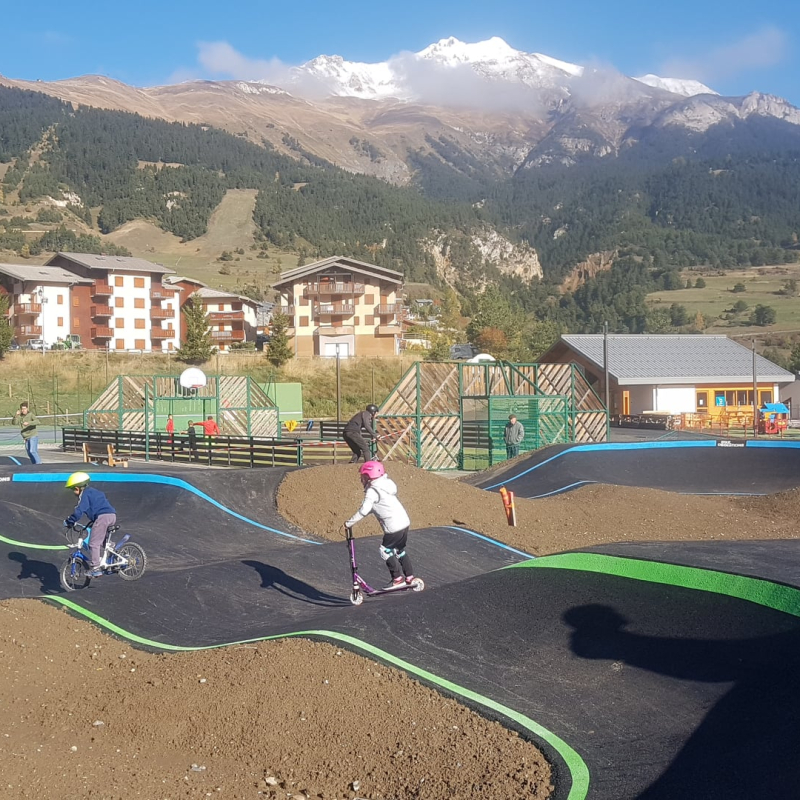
[345,461,415,590]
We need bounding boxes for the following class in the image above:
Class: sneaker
[87,568,104,578]
[405,575,415,585]
[383,577,405,590]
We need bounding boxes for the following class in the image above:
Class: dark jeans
[506,444,520,459]
[343,430,371,463]
[381,527,413,580]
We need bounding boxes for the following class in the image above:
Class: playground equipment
[83,375,279,438]
[758,402,790,435]
[377,361,608,470]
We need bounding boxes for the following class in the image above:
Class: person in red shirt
[165,414,174,444]
[201,415,220,437]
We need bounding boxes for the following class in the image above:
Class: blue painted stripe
[745,440,800,449]
[9,456,21,465]
[482,440,717,490]
[11,472,322,545]
[445,526,534,560]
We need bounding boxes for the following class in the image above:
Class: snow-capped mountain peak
[634,74,718,97]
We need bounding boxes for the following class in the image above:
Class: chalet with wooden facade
[273,256,404,357]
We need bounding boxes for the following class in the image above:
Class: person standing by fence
[14,402,41,464]
[504,414,525,460]
[165,413,174,444]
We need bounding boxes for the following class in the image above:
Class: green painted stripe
[44,595,589,800]
[0,533,67,551]
[511,552,800,618]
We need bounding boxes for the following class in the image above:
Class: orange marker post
[498,486,517,527]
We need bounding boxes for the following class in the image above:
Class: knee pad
[380,546,394,562]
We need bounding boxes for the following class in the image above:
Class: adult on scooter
[343,404,379,463]
[345,461,415,590]
[63,472,117,578]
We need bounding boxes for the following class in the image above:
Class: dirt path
[0,600,552,800]
[276,462,800,554]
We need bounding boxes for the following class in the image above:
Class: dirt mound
[277,463,799,554]
[0,600,552,800]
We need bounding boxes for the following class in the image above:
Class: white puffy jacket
[346,475,411,534]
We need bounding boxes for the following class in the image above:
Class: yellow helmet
[65,471,91,490]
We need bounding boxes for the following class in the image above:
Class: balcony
[91,305,112,318]
[150,307,174,320]
[92,282,112,296]
[210,330,246,342]
[315,325,355,336]
[207,310,245,322]
[91,327,112,339]
[278,306,295,316]
[18,325,42,337]
[16,302,42,315]
[150,327,174,339]
[377,324,402,335]
[150,288,175,300]
[376,304,403,315]
[314,302,355,317]
[304,282,365,298]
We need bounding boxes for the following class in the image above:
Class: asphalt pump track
[2,456,800,799]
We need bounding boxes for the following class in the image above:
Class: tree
[732,299,748,314]
[645,308,672,333]
[474,328,508,358]
[788,342,800,373]
[521,320,560,360]
[750,304,777,326]
[669,303,690,327]
[466,286,523,343]
[695,277,706,288]
[439,288,464,338]
[732,282,746,293]
[425,331,453,361]
[175,294,215,363]
[266,311,293,367]
[0,295,13,357]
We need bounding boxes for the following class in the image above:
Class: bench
[82,442,129,468]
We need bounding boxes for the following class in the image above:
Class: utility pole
[335,344,342,431]
[752,339,759,438]
[603,322,610,415]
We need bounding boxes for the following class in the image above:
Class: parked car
[8,339,20,351]
[26,339,46,351]
[255,333,271,352]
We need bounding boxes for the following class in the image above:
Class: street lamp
[36,288,48,355]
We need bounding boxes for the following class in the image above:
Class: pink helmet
[359,460,385,480]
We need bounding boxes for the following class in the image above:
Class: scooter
[345,525,424,605]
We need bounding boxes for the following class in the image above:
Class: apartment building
[273,256,404,357]
[44,253,180,352]
[165,276,262,352]
[0,262,93,348]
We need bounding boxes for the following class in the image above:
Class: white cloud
[195,41,290,82]
[661,25,789,83]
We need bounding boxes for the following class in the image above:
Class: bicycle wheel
[116,542,147,581]
[59,557,90,592]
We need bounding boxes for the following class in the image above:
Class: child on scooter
[345,461,415,590]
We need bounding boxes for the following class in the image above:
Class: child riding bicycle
[345,461,415,590]
[63,472,117,577]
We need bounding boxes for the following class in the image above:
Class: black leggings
[381,527,413,580]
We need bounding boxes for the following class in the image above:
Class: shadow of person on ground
[564,603,800,799]
[7,552,62,593]
[242,560,347,607]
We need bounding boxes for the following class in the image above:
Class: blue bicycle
[59,522,147,591]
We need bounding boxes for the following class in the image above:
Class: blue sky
[3,0,799,103]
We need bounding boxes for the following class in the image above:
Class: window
[115,297,125,308]
[114,276,124,287]
[167,342,174,351]
[365,315,375,326]
[760,390,773,404]
[57,295,63,305]
[134,277,145,289]
[353,316,360,326]
[737,390,749,406]
[134,298,145,309]
[696,391,708,410]
[300,316,310,327]
[57,317,64,327]
[365,294,375,305]
[73,296,80,307]
[135,319,145,329]
[135,339,145,350]
[115,339,125,350]
[300,296,309,307]
[73,317,80,329]
[115,318,124,329]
